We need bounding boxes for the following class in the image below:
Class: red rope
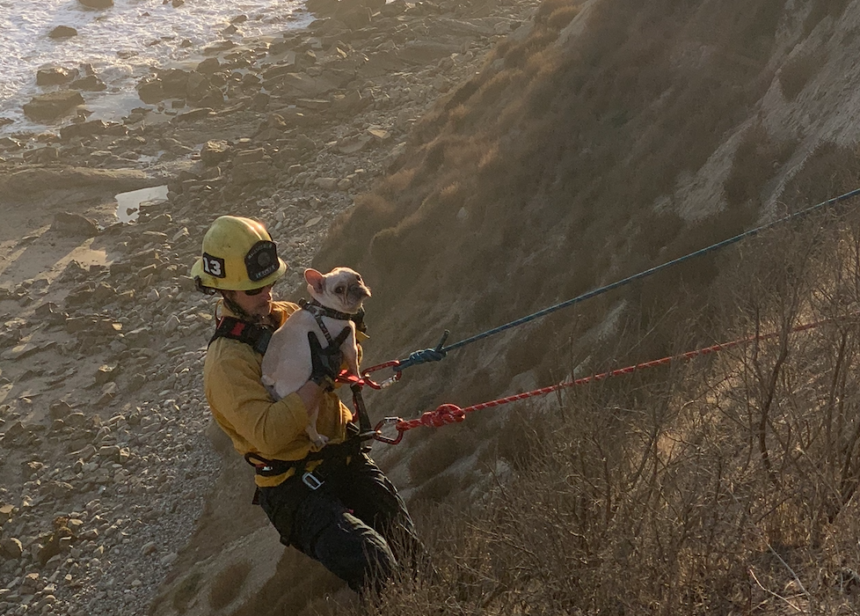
[373,317,841,445]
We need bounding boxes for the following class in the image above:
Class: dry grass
[332,209,860,616]
[724,123,797,207]
[295,0,860,613]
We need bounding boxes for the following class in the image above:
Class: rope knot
[421,404,466,428]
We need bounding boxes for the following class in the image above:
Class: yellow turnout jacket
[203,301,354,487]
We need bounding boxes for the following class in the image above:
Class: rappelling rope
[372,315,853,444]
[361,187,860,381]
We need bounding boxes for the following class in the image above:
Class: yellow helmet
[191,216,287,292]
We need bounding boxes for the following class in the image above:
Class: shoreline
[0,0,312,138]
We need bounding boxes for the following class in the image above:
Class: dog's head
[305,267,371,314]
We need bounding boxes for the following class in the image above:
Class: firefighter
[191,215,425,593]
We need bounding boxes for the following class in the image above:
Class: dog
[261,267,371,447]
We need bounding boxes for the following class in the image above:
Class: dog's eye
[335,286,345,294]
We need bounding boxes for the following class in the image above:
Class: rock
[60,119,109,141]
[49,401,73,420]
[272,72,339,99]
[140,542,157,556]
[2,343,51,361]
[336,5,372,30]
[0,504,14,525]
[48,25,78,39]
[172,107,215,122]
[22,91,85,121]
[0,538,23,560]
[78,0,113,8]
[196,57,221,74]
[314,177,339,190]
[137,77,164,104]
[36,66,76,86]
[0,167,153,197]
[69,75,107,91]
[94,365,115,385]
[51,212,99,237]
[22,146,59,164]
[164,315,181,334]
[160,68,191,97]
[200,140,231,166]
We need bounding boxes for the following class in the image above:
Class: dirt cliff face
[316,0,860,431]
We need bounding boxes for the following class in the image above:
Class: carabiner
[361,361,403,390]
[373,417,405,445]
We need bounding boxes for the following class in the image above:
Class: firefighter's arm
[207,351,309,453]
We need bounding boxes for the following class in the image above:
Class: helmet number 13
[202,254,226,278]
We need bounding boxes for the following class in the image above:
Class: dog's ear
[304,268,326,294]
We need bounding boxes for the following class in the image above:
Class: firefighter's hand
[308,330,347,389]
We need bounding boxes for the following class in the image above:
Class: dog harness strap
[300,299,335,345]
[299,298,354,322]
[209,317,273,354]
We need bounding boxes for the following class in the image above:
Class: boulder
[60,119,109,141]
[70,75,107,91]
[335,5,372,29]
[0,167,152,197]
[200,140,231,166]
[51,212,100,237]
[272,72,339,98]
[36,66,76,86]
[196,57,221,74]
[48,25,78,39]
[0,538,23,560]
[22,146,59,164]
[78,0,113,8]
[22,91,85,121]
[137,77,164,104]
[160,68,191,97]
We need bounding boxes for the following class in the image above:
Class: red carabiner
[361,361,403,390]
[373,417,404,445]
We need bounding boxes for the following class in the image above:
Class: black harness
[208,309,374,493]
[208,316,273,355]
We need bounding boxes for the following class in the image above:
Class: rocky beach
[0,0,540,614]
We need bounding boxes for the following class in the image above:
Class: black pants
[257,453,425,593]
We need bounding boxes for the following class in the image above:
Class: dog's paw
[306,426,330,448]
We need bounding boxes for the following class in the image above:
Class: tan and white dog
[261,267,371,447]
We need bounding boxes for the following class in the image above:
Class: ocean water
[0,0,308,135]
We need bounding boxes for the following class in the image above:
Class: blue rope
[394,187,860,372]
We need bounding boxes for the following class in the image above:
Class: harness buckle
[302,471,324,491]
